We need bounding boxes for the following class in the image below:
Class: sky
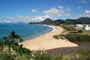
[0,0,90,23]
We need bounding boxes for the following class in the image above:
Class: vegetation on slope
[0,31,32,60]
[64,33,90,42]
[61,50,90,60]
[0,31,90,60]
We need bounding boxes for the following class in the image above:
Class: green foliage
[32,52,53,60]
[0,31,32,60]
[53,34,65,39]
[60,25,76,31]
[1,31,90,60]
[62,50,90,60]
[78,30,83,33]
[0,52,9,60]
[53,35,60,39]
[54,56,62,60]
[30,50,90,60]
[16,54,31,60]
[15,34,23,42]
[64,33,90,42]
[0,52,16,60]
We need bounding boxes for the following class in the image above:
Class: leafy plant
[64,33,90,42]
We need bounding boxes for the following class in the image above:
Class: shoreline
[20,25,78,51]
[23,25,55,41]
[42,25,56,32]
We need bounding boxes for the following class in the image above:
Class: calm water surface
[0,23,53,40]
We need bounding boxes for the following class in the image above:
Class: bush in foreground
[1,31,90,60]
[62,50,90,60]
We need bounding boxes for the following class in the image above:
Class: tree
[10,31,15,40]
[9,31,23,45]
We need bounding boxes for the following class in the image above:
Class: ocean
[0,23,53,40]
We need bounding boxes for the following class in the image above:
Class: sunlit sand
[20,25,78,51]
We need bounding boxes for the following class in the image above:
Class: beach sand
[20,26,78,51]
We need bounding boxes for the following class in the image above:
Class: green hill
[29,17,90,25]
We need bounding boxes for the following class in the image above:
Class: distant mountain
[29,17,90,25]
[77,17,90,24]
[29,18,65,25]
[65,17,90,24]
[65,19,77,24]
[54,19,65,24]
[40,18,55,24]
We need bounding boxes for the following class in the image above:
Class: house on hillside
[75,24,84,30]
[75,24,90,31]
[84,25,90,30]
[63,24,90,31]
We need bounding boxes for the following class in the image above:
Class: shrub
[0,52,16,60]
[64,33,90,42]
[62,50,90,60]
[32,52,53,60]
[0,32,32,60]
[61,26,76,31]
[78,30,83,33]
[53,35,60,39]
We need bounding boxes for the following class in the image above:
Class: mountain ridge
[29,17,90,24]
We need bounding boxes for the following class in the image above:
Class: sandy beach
[20,25,78,51]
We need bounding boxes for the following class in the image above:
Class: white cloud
[32,9,37,13]
[58,6,64,10]
[0,15,55,23]
[44,6,71,17]
[84,10,90,17]
[44,8,62,16]
[31,16,46,22]
[28,15,56,22]
[85,10,90,14]
[15,16,46,23]
[77,10,90,18]
[0,6,72,23]
[0,17,12,23]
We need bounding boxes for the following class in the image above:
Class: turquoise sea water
[0,23,53,40]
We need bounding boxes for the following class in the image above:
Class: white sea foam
[42,25,56,32]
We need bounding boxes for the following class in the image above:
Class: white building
[84,25,90,30]
[75,24,84,30]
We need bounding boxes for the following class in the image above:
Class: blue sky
[0,0,90,23]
